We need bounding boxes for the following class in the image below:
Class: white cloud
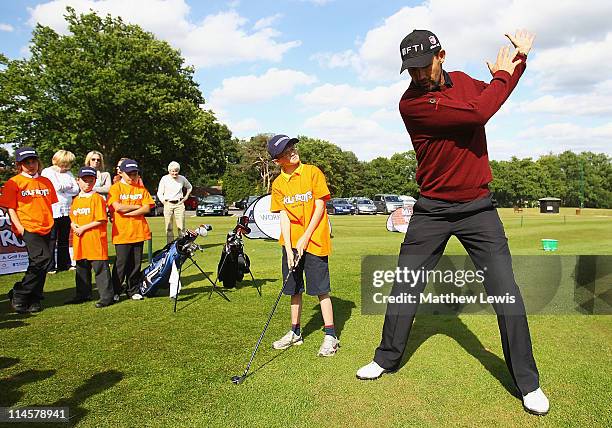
[528,33,612,92]
[311,50,359,69]
[315,0,612,83]
[253,14,282,31]
[27,0,300,67]
[0,23,15,32]
[210,68,317,106]
[229,117,261,137]
[303,108,408,160]
[516,82,612,116]
[297,81,406,109]
[514,122,612,154]
[300,0,334,5]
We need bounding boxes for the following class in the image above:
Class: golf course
[1,209,610,427]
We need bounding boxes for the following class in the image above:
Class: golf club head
[231,375,245,385]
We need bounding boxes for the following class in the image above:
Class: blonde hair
[51,150,75,168]
[85,150,105,170]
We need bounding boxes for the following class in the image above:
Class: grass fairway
[1,209,611,427]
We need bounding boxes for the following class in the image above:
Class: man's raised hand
[505,29,535,56]
[487,46,521,76]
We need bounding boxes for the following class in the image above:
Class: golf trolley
[214,216,260,296]
[140,225,229,311]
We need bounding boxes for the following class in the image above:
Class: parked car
[145,195,164,217]
[336,198,356,214]
[353,198,377,215]
[184,196,198,210]
[196,195,229,216]
[326,198,353,215]
[236,195,260,210]
[373,194,404,214]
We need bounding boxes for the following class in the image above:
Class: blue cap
[78,166,97,178]
[120,158,140,173]
[267,134,298,159]
[15,147,38,162]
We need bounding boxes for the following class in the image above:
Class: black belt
[168,200,180,203]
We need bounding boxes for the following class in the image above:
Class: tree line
[1,8,610,209]
[221,136,611,208]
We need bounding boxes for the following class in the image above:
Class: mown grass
[0,209,611,427]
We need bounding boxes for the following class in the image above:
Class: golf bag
[140,225,212,297]
[217,216,251,289]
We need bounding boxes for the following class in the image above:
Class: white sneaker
[272,330,303,350]
[318,335,339,357]
[356,361,387,380]
[113,294,120,302]
[131,293,144,300]
[522,387,549,415]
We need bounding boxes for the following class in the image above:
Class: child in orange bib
[1,147,58,314]
[107,159,153,300]
[267,135,339,357]
[66,166,114,308]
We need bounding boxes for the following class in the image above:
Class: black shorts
[281,248,331,296]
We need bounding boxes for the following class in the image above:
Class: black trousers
[48,215,72,272]
[111,242,144,297]
[12,230,51,305]
[373,195,540,396]
[75,259,113,304]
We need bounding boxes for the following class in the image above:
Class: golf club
[231,252,301,385]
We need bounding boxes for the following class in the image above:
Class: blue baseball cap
[15,147,39,162]
[78,166,97,178]
[119,158,140,173]
[267,134,298,159]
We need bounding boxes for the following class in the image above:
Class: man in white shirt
[156,161,193,243]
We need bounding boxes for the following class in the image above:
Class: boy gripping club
[267,135,339,357]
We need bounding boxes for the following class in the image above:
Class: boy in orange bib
[267,135,339,357]
[107,159,153,300]
[1,147,58,314]
[67,166,114,308]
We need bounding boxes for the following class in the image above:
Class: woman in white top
[41,150,79,273]
[157,161,193,243]
[84,150,112,198]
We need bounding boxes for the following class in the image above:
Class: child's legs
[55,216,72,271]
[281,248,306,325]
[112,244,132,294]
[318,293,334,327]
[304,253,334,328]
[47,222,58,272]
[126,242,144,296]
[15,231,51,305]
[291,294,303,325]
[75,259,93,299]
[92,260,113,303]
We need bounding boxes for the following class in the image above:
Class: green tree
[0,8,230,187]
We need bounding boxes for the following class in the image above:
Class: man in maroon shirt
[356,30,549,416]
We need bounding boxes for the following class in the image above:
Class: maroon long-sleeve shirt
[399,56,526,202]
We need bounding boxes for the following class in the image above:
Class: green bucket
[541,239,558,251]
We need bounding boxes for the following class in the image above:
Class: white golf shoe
[356,361,387,380]
[272,330,303,350]
[522,387,550,415]
[318,335,339,357]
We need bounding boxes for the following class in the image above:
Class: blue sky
[1,0,611,161]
